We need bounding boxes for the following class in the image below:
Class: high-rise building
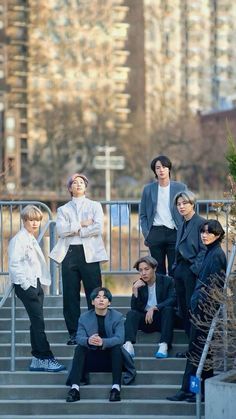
[144,0,236,130]
[0,0,29,192]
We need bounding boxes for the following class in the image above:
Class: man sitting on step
[123,256,176,358]
[66,287,125,403]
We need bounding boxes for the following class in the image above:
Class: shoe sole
[155,353,168,358]
[29,367,66,372]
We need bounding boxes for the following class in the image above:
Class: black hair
[150,155,172,178]
[90,287,112,302]
[133,255,158,271]
[200,219,225,242]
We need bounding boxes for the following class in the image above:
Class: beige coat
[49,199,108,264]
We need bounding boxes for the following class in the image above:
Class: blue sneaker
[155,342,168,358]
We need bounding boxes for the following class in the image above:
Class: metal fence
[0,199,234,296]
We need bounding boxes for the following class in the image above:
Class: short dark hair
[150,155,172,178]
[133,255,158,271]
[200,219,225,242]
[90,287,112,302]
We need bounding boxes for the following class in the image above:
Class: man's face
[176,197,194,219]
[138,262,155,284]
[92,290,110,311]
[23,218,41,235]
[69,176,86,197]
[201,226,220,246]
[155,160,170,180]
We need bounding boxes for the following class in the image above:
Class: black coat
[131,274,176,312]
[173,213,207,275]
[191,241,227,313]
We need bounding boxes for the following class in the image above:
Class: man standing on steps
[140,155,187,275]
[66,287,124,403]
[8,205,65,372]
[123,256,176,359]
[49,173,108,345]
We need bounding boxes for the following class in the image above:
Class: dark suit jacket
[140,180,187,240]
[131,274,176,312]
[173,213,206,275]
[191,241,226,312]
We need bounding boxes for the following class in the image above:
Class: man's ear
[91,300,95,306]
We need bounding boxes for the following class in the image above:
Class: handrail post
[10,287,16,372]
[49,221,57,295]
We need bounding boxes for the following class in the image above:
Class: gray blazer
[140,180,187,240]
[76,308,125,349]
[173,213,206,276]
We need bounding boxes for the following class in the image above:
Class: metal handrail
[195,242,236,419]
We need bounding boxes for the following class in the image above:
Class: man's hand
[145,307,157,324]
[81,219,93,227]
[132,279,145,298]
[88,333,103,347]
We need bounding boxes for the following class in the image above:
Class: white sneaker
[29,357,66,372]
[155,342,168,358]
[123,341,135,358]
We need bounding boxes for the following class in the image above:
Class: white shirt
[153,184,175,229]
[145,282,157,311]
[69,196,86,245]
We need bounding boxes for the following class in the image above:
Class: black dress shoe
[166,390,193,401]
[66,388,80,402]
[186,394,205,403]
[67,335,77,345]
[109,388,121,402]
[175,351,187,358]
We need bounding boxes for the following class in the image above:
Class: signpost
[93,145,125,258]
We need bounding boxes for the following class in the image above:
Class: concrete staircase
[0,295,201,419]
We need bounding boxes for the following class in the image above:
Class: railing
[195,242,236,419]
[0,199,234,295]
[0,198,234,371]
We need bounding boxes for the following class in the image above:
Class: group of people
[7,155,227,405]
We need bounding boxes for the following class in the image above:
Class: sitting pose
[8,205,65,372]
[123,256,176,359]
[167,220,227,402]
[66,287,124,403]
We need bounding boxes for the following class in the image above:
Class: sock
[112,384,120,391]
[71,384,80,391]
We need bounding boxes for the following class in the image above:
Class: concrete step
[0,416,199,419]
[0,343,188,358]
[0,399,200,416]
[0,355,186,372]
[0,384,180,400]
[1,306,131,317]
[2,295,131,307]
[0,327,187,344]
[0,371,184,385]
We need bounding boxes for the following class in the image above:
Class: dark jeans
[125,306,174,345]
[181,324,213,395]
[62,245,102,336]
[147,226,177,275]
[14,280,53,359]
[174,260,197,337]
[68,344,123,386]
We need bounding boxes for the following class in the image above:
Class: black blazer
[131,274,176,313]
[191,241,227,313]
[173,213,206,275]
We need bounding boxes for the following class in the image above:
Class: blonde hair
[21,205,43,222]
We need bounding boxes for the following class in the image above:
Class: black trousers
[62,245,102,336]
[68,344,123,386]
[125,306,174,345]
[14,280,53,359]
[147,226,177,275]
[181,324,213,395]
[174,260,197,337]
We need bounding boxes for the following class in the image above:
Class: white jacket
[8,228,51,290]
[49,199,108,264]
